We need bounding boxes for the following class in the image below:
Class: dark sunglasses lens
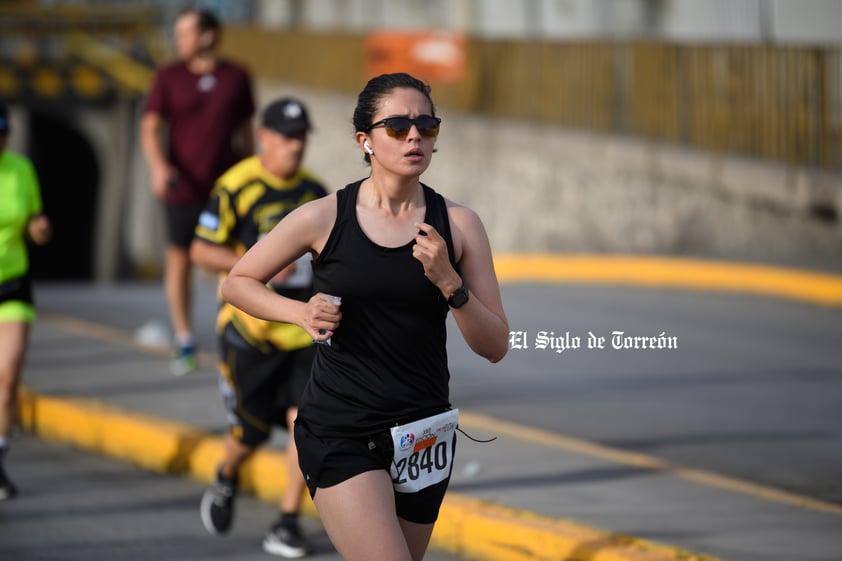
[383,117,440,138]
[384,118,412,138]
[416,117,440,137]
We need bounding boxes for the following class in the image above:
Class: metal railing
[462,40,841,171]
[1,7,839,173]
[224,27,842,172]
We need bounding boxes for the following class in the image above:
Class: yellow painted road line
[494,254,842,307]
[460,411,842,517]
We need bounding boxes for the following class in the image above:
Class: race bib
[389,409,458,493]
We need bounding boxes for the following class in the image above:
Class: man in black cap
[190,97,327,558]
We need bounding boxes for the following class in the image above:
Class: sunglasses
[367,116,441,139]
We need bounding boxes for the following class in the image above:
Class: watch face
[449,287,468,308]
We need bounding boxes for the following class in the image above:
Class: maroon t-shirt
[144,59,255,204]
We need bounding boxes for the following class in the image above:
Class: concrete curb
[17,386,725,561]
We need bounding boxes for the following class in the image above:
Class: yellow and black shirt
[195,155,328,352]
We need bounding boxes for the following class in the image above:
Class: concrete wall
[251,0,842,45]
[121,79,842,279]
[269,82,842,265]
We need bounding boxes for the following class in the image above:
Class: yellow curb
[16,384,725,561]
[433,495,722,561]
[16,385,320,518]
[493,254,842,307]
[240,446,319,518]
[17,387,209,474]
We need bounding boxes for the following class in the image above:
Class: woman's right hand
[302,293,342,342]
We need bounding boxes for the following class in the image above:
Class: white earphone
[363,140,374,155]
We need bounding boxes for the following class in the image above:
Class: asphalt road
[450,283,842,506]
[31,276,842,509]
[0,432,464,561]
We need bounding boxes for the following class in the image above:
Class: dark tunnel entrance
[26,111,99,280]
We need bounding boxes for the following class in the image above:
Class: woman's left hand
[413,222,461,296]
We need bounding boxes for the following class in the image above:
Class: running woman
[221,73,509,561]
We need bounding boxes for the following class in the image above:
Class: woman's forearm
[451,291,509,363]
[221,274,304,325]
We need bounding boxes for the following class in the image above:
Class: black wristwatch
[447,284,469,309]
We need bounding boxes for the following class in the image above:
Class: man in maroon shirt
[141,7,255,375]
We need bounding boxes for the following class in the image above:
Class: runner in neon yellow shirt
[0,102,52,500]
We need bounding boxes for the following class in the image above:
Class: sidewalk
[17,279,842,561]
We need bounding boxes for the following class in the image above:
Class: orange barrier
[364,30,467,84]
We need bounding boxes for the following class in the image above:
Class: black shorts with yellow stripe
[218,322,315,447]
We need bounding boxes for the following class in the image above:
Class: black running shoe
[0,463,17,501]
[200,468,237,534]
[262,517,310,558]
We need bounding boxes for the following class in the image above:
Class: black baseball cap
[0,102,9,132]
[262,98,311,135]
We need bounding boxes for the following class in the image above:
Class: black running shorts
[0,274,32,306]
[294,419,455,524]
[219,329,315,447]
[163,202,205,249]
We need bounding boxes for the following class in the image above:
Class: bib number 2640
[389,409,458,493]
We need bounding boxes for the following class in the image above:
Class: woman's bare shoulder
[290,192,337,227]
[443,197,483,229]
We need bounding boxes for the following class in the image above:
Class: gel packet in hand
[316,295,341,346]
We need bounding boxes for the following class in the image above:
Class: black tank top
[298,180,457,436]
